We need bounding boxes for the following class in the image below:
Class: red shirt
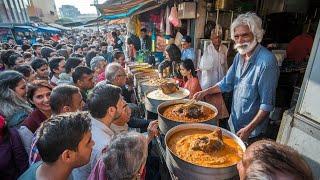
[286,34,313,62]
[22,109,47,133]
[183,77,202,99]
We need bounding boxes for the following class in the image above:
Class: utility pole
[92,0,100,35]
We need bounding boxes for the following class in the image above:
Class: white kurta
[198,43,228,89]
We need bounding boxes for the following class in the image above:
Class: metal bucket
[165,123,246,180]
[157,99,218,134]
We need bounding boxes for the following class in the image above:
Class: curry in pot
[167,128,243,168]
[162,103,216,122]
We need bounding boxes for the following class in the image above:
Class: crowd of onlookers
[0,25,314,180]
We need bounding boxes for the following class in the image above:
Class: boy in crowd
[19,112,94,180]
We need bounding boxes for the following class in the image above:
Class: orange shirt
[184,77,202,99]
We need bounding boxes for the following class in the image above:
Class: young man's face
[181,41,190,50]
[101,46,107,52]
[111,96,127,122]
[36,65,49,79]
[73,131,95,167]
[70,92,84,111]
[15,57,25,66]
[54,60,65,76]
[78,73,94,90]
[35,47,41,55]
[112,102,131,126]
[76,48,83,55]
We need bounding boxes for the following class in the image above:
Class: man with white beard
[194,12,279,143]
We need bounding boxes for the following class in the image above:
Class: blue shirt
[217,44,279,137]
[181,48,195,62]
[18,161,42,180]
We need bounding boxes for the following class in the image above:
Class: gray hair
[211,24,223,37]
[230,12,264,43]
[103,132,148,180]
[105,62,122,82]
[90,56,105,70]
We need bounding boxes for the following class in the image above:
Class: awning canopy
[13,25,36,32]
[48,23,72,31]
[36,26,61,33]
[96,0,167,20]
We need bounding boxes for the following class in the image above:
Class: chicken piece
[190,128,224,152]
[172,104,203,118]
[160,82,179,94]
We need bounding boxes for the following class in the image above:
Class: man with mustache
[194,12,279,144]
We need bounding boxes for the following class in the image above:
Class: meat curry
[162,104,216,122]
[168,128,243,168]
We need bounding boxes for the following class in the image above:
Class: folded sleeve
[258,63,279,112]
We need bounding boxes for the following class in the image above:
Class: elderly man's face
[234,25,254,45]
[233,25,257,55]
[114,68,127,87]
[211,34,221,47]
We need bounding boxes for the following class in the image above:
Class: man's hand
[236,126,252,141]
[147,120,159,142]
[193,90,207,101]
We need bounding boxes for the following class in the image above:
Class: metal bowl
[157,99,218,134]
[145,88,190,114]
[165,123,246,180]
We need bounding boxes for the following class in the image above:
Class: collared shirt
[217,44,279,137]
[110,123,128,135]
[72,116,114,180]
[199,43,228,89]
[181,47,195,63]
[50,75,59,86]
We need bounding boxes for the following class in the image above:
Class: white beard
[234,39,258,55]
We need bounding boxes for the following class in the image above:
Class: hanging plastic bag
[168,5,181,27]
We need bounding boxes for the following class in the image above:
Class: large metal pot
[165,123,246,180]
[158,99,218,134]
[145,88,190,114]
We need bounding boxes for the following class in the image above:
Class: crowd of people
[0,12,314,180]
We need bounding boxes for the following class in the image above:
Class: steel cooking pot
[157,99,218,134]
[165,123,246,180]
[145,88,190,114]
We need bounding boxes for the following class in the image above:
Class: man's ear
[62,106,71,113]
[77,79,83,87]
[53,68,59,74]
[107,106,116,117]
[61,149,75,163]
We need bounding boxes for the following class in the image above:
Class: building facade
[59,5,81,18]
[0,0,30,24]
[27,0,58,23]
